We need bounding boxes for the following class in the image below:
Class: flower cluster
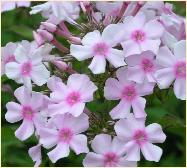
[2,1,186,167]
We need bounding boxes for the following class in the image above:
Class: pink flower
[48,74,97,117]
[125,51,158,83]
[1,1,30,12]
[154,40,186,100]
[5,86,45,141]
[5,42,50,89]
[83,134,137,167]
[70,25,126,74]
[119,12,164,57]
[28,144,42,167]
[104,67,154,119]
[39,113,89,163]
[1,42,17,75]
[114,114,166,162]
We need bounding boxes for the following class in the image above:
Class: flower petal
[106,48,126,68]
[145,123,166,143]
[132,97,147,118]
[136,82,154,96]
[118,157,137,167]
[5,102,23,123]
[5,62,20,79]
[70,134,89,154]
[124,141,140,161]
[127,66,145,83]
[47,76,62,91]
[140,39,160,55]
[83,152,103,167]
[141,142,162,162]
[48,143,70,163]
[91,134,112,154]
[82,30,101,45]
[174,78,186,100]
[110,100,131,119]
[174,40,186,59]
[69,102,85,117]
[15,120,34,141]
[28,144,42,167]
[111,136,126,156]
[14,44,29,63]
[14,86,31,104]
[88,56,106,74]
[48,102,70,116]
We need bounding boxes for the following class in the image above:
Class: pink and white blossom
[83,134,137,167]
[39,113,89,163]
[104,67,154,119]
[70,25,126,74]
[5,86,45,141]
[154,40,186,100]
[119,12,164,57]
[1,1,30,12]
[5,41,50,89]
[114,114,166,162]
[28,144,42,167]
[48,74,97,117]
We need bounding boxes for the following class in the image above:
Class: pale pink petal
[50,91,66,102]
[47,76,62,91]
[5,102,23,123]
[17,2,31,7]
[154,68,175,89]
[5,62,20,79]
[102,24,122,46]
[156,46,176,67]
[1,2,16,12]
[141,142,162,162]
[136,82,154,96]
[70,44,92,61]
[23,76,32,90]
[48,102,70,116]
[140,39,161,55]
[88,56,106,74]
[91,134,112,154]
[111,137,126,156]
[48,143,70,163]
[116,67,129,84]
[121,40,141,57]
[118,158,137,167]
[28,144,41,167]
[110,100,131,119]
[83,152,103,167]
[127,66,145,83]
[104,78,122,100]
[174,78,186,100]
[132,97,147,118]
[31,64,50,86]
[146,73,156,83]
[125,54,142,66]
[69,102,85,117]
[39,128,58,148]
[82,30,101,45]
[106,48,126,68]
[70,134,89,154]
[143,20,164,38]
[14,44,29,63]
[145,123,166,143]
[30,92,43,110]
[30,51,43,66]
[124,141,140,161]
[14,86,31,104]
[174,40,186,59]
[15,120,34,141]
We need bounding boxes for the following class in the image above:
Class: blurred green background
[1,1,186,167]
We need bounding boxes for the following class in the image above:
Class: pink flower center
[93,42,109,56]
[174,61,186,79]
[122,85,137,101]
[131,30,146,43]
[141,58,154,73]
[58,128,73,144]
[4,55,16,64]
[66,91,81,106]
[22,106,34,120]
[103,152,119,167]
[133,130,148,146]
[21,61,32,76]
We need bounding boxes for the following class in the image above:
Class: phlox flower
[28,144,42,167]
[5,86,45,141]
[104,67,154,119]
[5,42,50,89]
[70,25,126,74]
[125,51,158,84]
[154,40,186,100]
[119,12,164,57]
[39,113,89,163]
[114,114,166,162]
[48,74,97,117]
[83,134,137,167]
[30,1,80,24]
